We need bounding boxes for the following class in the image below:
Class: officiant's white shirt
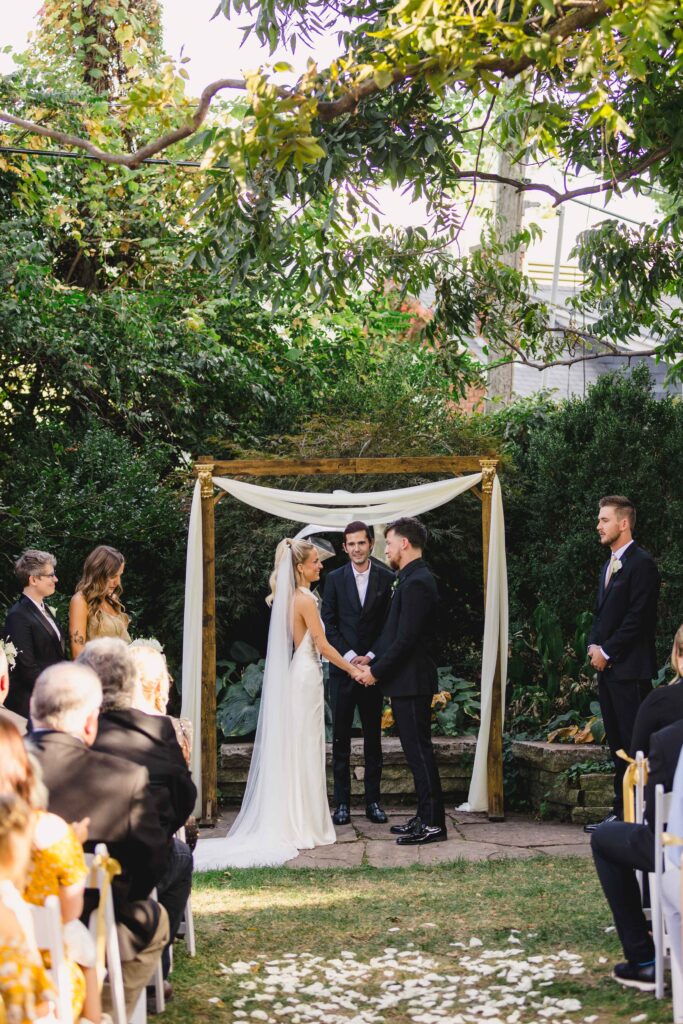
[344,564,375,663]
[26,595,61,640]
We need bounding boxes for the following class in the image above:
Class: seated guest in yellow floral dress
[0,718,100,1023]
[69,546,130,659]
[0,792,55,1023]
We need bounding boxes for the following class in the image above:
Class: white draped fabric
[181,473,507,813]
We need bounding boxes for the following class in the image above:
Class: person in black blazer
[321,521,394,825]
[591,717,683,989]
[3,549,64,717]
[26,661,170,1015]
[78,637,196,983]
[585,496,660,829]
[357,517,446,845]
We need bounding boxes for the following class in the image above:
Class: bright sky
[0,2,661,253]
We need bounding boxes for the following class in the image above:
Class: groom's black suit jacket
[321,560,394,685]
[588,542,659,682]
[4,594,65,716]
[370,557,439,698]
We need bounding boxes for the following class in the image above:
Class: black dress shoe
[332,804,350,826]
[397,824,448,846]
[390,815,421,835]
[613,960,656,991]
[366,802,388,824]
[583,812,619,833]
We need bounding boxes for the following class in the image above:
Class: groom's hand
[357,666,377,686]
[351,655,371,666]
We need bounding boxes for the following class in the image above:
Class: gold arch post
[194,456,503,823]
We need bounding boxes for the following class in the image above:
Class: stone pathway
[198,808,591,868]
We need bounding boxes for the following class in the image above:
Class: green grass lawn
[164,857,670,1023]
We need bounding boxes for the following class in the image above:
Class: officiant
[322,521,394,826]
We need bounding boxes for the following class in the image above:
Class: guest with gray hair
[3,548,64,716]
[79,637,196,999]
[26,661,169,1016]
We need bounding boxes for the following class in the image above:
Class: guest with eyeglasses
[2,550,65,717]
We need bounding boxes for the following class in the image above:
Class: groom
[357,517,446,845]
[322,521,394,826]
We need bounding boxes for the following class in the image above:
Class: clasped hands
[349,655,377,687]
[587,644,608,672]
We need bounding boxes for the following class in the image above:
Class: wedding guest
[0,792,55,1022]
[0,646,27,734]
[26,662,169,1016]
[585,496,660,831]
[0,718,100,1022]
[630,623,683,757]
[321,521,394,826]
[591,717,683,990]
[69,545,130,659]
[79,638,195,988]
[3,549,64,717]
[130,644,192,767]
[357,518,446,846]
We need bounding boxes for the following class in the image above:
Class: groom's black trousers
[392,695,445,828]
[331,678,383,805]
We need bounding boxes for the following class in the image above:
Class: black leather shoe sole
[396,827,447,846]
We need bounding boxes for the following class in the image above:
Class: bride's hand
[351,665,371,685]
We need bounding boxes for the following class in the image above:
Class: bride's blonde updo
[266,538,316,606]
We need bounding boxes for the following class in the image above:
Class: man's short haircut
[385,517,428,551]
[30,663,102,733]
[77,637,136,712]
[343,520,374,543]
[15,550,56,589]
[599,495,636,530]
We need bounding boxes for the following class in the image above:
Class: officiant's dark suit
[322,557,394,809]
[370,555,445,830]
[589,540,660,815]
[4,595,64,716]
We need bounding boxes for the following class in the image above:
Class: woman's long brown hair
[76,544,126,620]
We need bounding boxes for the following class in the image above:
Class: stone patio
[197,807,592,868]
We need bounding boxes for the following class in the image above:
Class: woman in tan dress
[69,545,131,659]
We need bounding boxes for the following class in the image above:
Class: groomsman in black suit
[357,517,446,846]
[585,496,660,832]
[3,549,65,717]
[322,521,394,826]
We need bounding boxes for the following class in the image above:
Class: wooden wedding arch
[193,455,504,823]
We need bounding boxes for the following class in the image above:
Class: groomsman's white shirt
[26,595,61,640]
[344,564,375,663]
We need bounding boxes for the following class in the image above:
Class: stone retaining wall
[218,737,613,821]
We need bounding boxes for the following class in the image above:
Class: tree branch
[487,327,663,370]
[0,2,615,168]
[448,145,672,206]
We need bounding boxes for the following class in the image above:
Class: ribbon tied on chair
[617,749,649,824]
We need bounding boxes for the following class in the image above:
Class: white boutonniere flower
[47,605,58,617]
[0,638,18,670]
[390,577,400,598]
[612,558,623,575]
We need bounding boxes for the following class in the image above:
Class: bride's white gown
[194,586,335,870]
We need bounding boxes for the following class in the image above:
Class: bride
[194,537,365,869]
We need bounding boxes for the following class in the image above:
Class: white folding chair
[29,893,73,1024]
[648,784,683,1003]
[633,751,649,906]
[86,844,127,1024]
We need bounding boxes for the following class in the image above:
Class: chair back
[634,750,646,824]
[29,893,73,1024]
[85,843,127,1024]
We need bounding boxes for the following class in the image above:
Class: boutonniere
[390,576,400,598]
[0,638,18,669]
[47,605,58,617]
[612,559,623,576]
